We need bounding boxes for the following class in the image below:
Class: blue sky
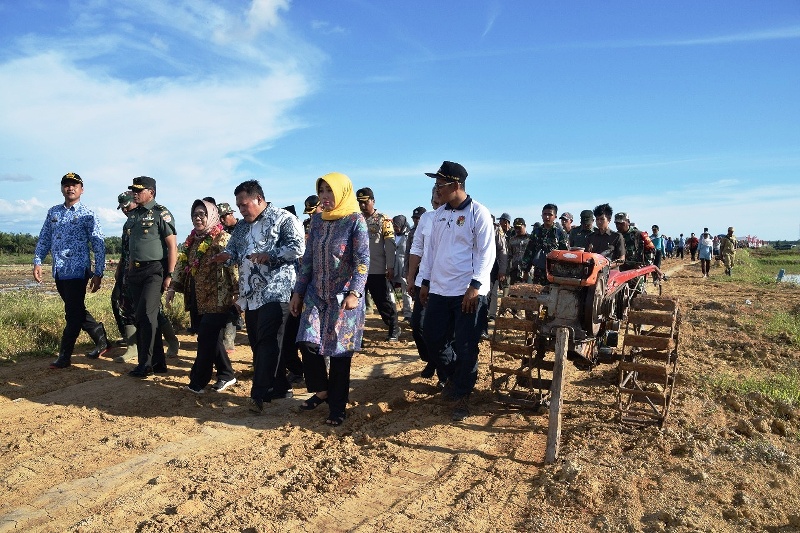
[1,0,799,242]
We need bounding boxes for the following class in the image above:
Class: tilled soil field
[1,258,799,532]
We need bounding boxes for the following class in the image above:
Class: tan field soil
[1,258,799,532]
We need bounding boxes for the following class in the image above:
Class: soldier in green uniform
[520,203,568,284]
[507,217,531,285]
[569,210,596,250]
[614,212,652,270]
[124,176,178,377]
[720,226,736,275]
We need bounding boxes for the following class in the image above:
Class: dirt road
[1,258,799,532]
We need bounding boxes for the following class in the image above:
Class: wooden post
[545,327,569,464]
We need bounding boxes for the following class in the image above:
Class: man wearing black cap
[124,176,178,377]
[302,194,322,236]
[33,172,109,369]
[569,210,596,250]
[356,187,400,341]
[419,161,495,422]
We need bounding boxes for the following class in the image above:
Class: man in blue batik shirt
[33,172,108,369]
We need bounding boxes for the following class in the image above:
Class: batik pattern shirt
[34,201,105,280]
[225,204,304,309]
[294,213,369,356]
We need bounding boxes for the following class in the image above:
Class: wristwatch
[165,271,173,278]
[348,290,363,298]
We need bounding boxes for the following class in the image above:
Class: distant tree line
[0,231,123,256]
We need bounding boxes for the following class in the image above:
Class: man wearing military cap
[217,202,238,234]
[614,211,651,270]
[508,217,531,285]
[124,176,177,377]
[302,194,322,236]
[33,172,109,369]
[356,186,400,341]
[720,226,736,275]
[569,210,596,250]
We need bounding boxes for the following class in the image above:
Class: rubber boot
[115,325,139,363]
[159,313,180,358]
[85,323,110,359]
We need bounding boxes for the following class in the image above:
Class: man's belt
[133,260,161,268]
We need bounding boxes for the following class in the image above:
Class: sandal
[300,394,327,411]
[325,412,346,426]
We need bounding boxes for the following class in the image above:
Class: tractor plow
[490,249,680,462]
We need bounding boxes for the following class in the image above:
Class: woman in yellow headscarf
[289,172,369,426]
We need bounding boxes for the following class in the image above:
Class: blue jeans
[422,293,488,398]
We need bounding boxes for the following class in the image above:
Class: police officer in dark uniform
[124,176,178,377]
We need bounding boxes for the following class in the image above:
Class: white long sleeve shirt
[418,196,495,297]
[409,210,435,287]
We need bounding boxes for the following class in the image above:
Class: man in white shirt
[418,161,495,422]
[405,187,449,380]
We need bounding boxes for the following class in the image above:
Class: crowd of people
[32,166,738,424]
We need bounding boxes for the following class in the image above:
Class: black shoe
[420,362,437,379]
[387,327,401,342]
[128,364,153,378]
[49,353,71,369]
[480,330,490,340]
[248,397,264,414]
[152,363,168,374]
[452,397,470,422]
[271,389,294,400]
[287,371,304,385]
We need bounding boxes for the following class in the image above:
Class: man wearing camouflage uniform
[507,217,531,285]
[614,212,652,270]
[520,203,568,285]
[720,226,736,276]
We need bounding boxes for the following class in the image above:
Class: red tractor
[490,249,680,462]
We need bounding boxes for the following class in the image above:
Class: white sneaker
[212,377,237,392]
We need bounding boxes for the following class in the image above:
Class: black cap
[355,187,374,201]
[513,217,525,227]
[117,191,134,210]
[61,172,83,185]
[129,176,156,191]
[580,209,594,221]
[424,161,468,182]
[412,206,427,218]
[303,195,320,214]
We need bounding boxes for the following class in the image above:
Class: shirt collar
[598,227,613,235]
[444,195,473,211]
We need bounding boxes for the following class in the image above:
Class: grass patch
[709,371,800,407]
[0,285,188,363]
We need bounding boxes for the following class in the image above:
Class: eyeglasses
[434,181,456,190]
[192,212,207,220]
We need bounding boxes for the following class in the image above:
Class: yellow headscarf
[318,172,360,221]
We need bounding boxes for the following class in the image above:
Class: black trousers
[676,246,684,259]
[126,261,166,369]
[245,301,290,401]
[365,274,398,333]
[410,287,428,361]
[55,276,102,356]
[299,342,352,417]
[189,312,235,389]
[281,306,304,377]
